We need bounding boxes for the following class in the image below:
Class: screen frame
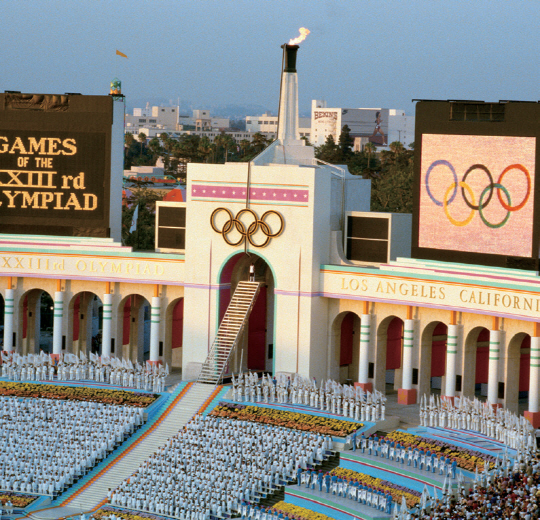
[0,93,113,238]
[412,101,540,270]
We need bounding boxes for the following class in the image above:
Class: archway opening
[419,321,449,398]
[462,326,491,398]
[386,317,403,387]
[166,297,184,369]
[430,322,448,392]
[21,290,53,354]
[505,332,531,414]
[475,328,490,396]
[519,336,531,397]
[339,312,361,383]
[120,294,150,363]
[218,253,275,374]
[71,292,103,357]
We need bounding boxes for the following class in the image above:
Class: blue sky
[2,0,539,115]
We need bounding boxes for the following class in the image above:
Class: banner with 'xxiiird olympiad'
[0,93,116,238]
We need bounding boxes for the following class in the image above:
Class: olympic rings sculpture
[424,160,531,229]
[210,207,285,247]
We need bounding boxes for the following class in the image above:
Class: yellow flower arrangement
[272,501,334,520]
[385,431,494,471]
[0,381,158,407]
[93,507,157,520]
[0,493,38,508]
[209,404,362,437]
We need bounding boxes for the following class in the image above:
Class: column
[3,288,14,352]
[52,290,64,356]
[357,313,372,392]
[525,331,540,428]
[101,292,113,358]
[487,328,501,406]
[398,318,417,404]
[149,295,161,363]
[443,323,459,401]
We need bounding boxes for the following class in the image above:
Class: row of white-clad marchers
[0,396,145,496]
[1,358,167,393]
[419,394,536,453]
[232,372,386,422]
[108,414,334,519]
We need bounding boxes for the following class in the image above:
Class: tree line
[124,131,273,179]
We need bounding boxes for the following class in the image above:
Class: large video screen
[0,93,114,237]
[418,134,536,258]
[0,130,106,219]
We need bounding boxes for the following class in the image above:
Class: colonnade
[0,277,184,367]
[351,304,540,428]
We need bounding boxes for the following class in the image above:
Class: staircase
[198,281,260,385]
[42,383,220,515]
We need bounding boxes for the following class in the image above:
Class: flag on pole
[116,50,128,58]
[130,205,139,233]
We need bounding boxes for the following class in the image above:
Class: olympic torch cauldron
[210,29,312,248]
[277,28,310,144]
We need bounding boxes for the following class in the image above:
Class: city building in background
[126,105,229,136]
[192,109,229,132]
[126,104,179,134]
[311,99,415,148]
[245,112,311,141]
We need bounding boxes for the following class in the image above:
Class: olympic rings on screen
[425,161,531,228]
[497,164,531,211]
[461,164,494,210]
[443,181,475,227]
[425,160,458,207]
[478,183,511,229]
[210,207,284,248]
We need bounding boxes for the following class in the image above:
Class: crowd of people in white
[109,414,333,519]
[0,395,144,496]
[0,351,167,393]
[231,372,386,422]
[420,394,536,453]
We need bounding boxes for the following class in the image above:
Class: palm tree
[239,139,251,157]
[364,142,377,168]
[222,135,236,162]
[389,141,405,154]
[213,133,228,162]
[198,136,213,163]
[137,132,147,158]
[124,132,134,148]
[148,137,161,161]
[251,132,269,153]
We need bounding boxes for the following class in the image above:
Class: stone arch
[117,294,150,363]
[462,326,490,398]
[419,321,448,398]
[375,315,404,394]
[329,311,361,383]
[165,297,184,369]
[19,289,53,355]
[68,291,103,357]
[217,252,275,374]
[505,332,530,413]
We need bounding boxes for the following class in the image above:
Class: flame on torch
[288,27,310,45]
